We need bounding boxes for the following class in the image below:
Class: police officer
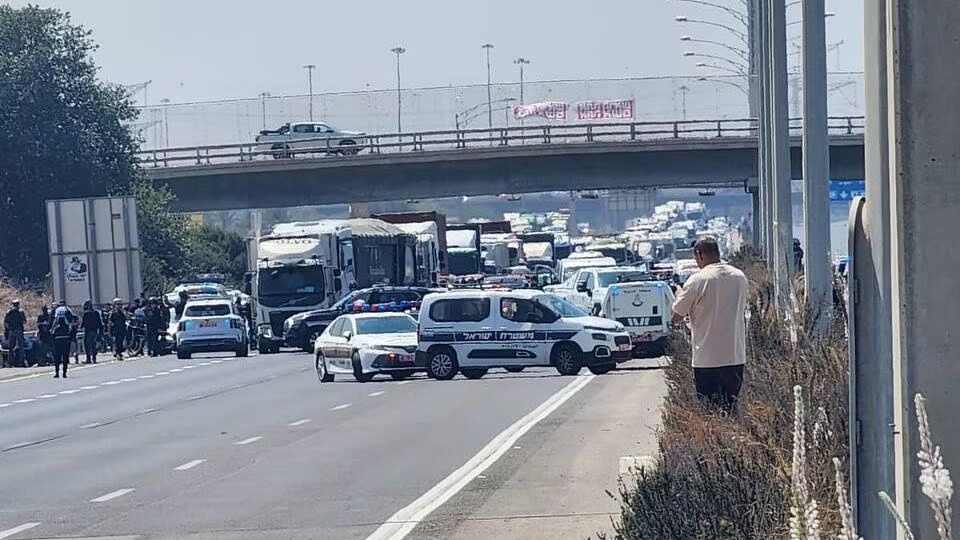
[145,297,163,357]
[4,300,27,367]
[109,298,128,360]
[80,301,103,364]
[51,307,74,378]
[36,305,54,364]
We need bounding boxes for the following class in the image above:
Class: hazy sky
[11,0,865,104]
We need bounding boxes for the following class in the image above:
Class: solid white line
[369,391,386,397]
[90,488,135,502]
[234,436,262,446]
[80,422,102,429]
[330,404,351,411]
[138,375,154,379]
[288,419,312,427]
[0,522,41,539]
[169,368,184,373]
[36,394,57,399]
[174,459,207,471]
[122,378,137,382]
[210,360,223,364]
[13,398,35,404]
[80,385,99,390]
[59,389,80,394]
[365,375,594,540]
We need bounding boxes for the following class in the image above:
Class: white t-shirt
[671,262,748,368]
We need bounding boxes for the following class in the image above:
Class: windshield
[185,304,231,317]
[536,294,588,318]
[355,315,416,334]
[590,247,628,263]
[597,271,647,288]
[447,250,479,275]
[257,265,325,308]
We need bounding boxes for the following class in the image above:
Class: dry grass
[0,279,51,327]
[602,251,850,539]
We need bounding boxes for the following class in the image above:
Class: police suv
[600,279,675,358]
[416,289,632,380]
[314,310,419,383]
[176,298,249,359]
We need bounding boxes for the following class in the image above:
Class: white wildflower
[833,457,860,540]
[879,491,916,540]
[915,393,953,539]
[789,385,820,539]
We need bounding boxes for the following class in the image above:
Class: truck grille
[614,335,631,346]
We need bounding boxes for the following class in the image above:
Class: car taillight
[178,322,186,332]
[230,319,242,329]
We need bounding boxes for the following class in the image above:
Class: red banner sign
[575,99,635,120]
[512,101,568,121]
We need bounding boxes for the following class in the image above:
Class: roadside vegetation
[0,6,246,297]
[602,250,851,538]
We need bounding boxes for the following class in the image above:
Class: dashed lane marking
[80,385,99,390]
[234,436,262,446]
[397,380,412,385]
[36,394,57,399]
[58,389,80,394]
[80,422,102,429]
[122,378,137,382]
[138,375,154,379]
[12,398,35,404]
[369,391,385,397]
[155,372,170,376]
[0,522,41,539]
[174,459,207,471]
[331,404,352,411]
[90,488,135,503]
[288,419,312,427]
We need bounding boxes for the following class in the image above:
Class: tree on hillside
[0,5,140,281]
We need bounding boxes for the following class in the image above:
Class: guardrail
[136,116,865,168]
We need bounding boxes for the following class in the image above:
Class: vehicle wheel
[316,354,334,383]
[426,347,458,381]
[504,366,525,373]
[302,331,321,353]
[237,341,249,358]
[352,352,375,383]
[177,350,191,360]
[390,370,414,381]
[461,368,488,380]
[588,362,616,375]
[339,142,359,155]
[271,143,291,159]
[552,343,583,376]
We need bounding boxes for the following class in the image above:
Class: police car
[314,309,419,383]
[600,279,675,358]
[416,289,632,380]
[176,298,249,359]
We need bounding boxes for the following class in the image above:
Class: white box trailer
[46,197,142,307]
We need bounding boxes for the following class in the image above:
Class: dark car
[283,286,443,352]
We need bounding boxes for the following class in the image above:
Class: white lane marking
[0,522,41,539]
[13,398,35,404]
[169,368,184,373]
[138,375,154,379]
[366,375,595,540]
[397,380,411,385]
[0,403,10,408]
[330,404,351,411]
[36,394,57,399]
[122,378,137,382]
[139,408,158,414]
[369,391,386,397]
[80,385,99,390]
[90,488,135,502]
[198,362,211,366]
[234,436,262,446]
[210,360,223,364]
[59,389,80,394]
[182,365,196,369]
[288,419,312,427]
[155,371,170,376]
[80,422,102,429]
[102,380,122,386]
[231,383,246,389]
[174,459,207,471]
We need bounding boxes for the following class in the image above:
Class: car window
[355,315,416,334]
[184,304,231,317]
[500,297,556,324]
[327,319,344,337]
[293,124,313,133]
[379,291,420,303]
[537,295,587,318]
[584,273,596,290]
[429,298,490,323]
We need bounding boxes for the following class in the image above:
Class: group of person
[2,295,177,377]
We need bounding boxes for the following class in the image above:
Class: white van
[600,280,674,358]
[416,290,632,380]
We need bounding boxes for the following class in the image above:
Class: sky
[10,0,865,104]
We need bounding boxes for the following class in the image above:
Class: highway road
[0,350,664,540]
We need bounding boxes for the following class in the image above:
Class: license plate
[618,344,632,351]
[200,320,219,328]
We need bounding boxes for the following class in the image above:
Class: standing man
[109,298,128,360]
[4,300,27,367]
[80,301,103,364]
[36,305,54,364]
[145,297,163,357]
[671,237,748,414]
[51,307,74,378]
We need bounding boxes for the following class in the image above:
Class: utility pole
[303,64,316,121]
[801,0,831,333]
[678,84,689,120]
[391,47,406,137]
[757,0,773,265]
[482,44,495,132]
[769,0,795,310]
[259,92,270,131]
[514,57,530,139]
[160,98,171,148]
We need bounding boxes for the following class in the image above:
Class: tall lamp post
[482,43,495,131]
[302,64,316,121]
[390,47,405,136]
[513,58,530,105]
[259,92,271,131]
[159,98,171,148]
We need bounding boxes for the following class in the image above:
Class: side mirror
[343,330,353,341]
[576,282,588,293]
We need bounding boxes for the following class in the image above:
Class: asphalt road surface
[0,350,665,540]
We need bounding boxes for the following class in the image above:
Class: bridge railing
[136,115,865,168]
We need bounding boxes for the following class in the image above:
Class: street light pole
[160,98,171,148]
[513,58,530,105]
[678,85,689,120]
[259,92,270,131]
[482,43,495,132]
[770,0,795,309]
[303,64,316,121]
[390,47,405,136]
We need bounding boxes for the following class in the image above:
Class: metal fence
[134,73,864,150]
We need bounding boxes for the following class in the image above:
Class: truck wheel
[552,343,583,376]
[352,352,375,383]
[588,363,615,375]
[426,347,458,381]
[177,350,191,360]
[271,143,291,159]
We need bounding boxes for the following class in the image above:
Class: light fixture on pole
[482,43,495,131]
[302,64,316,121]
[513,57,530,105]
[672,0,747,26]
[695,61,748,76]
[680,35,749,60]
[390,47,405,136]
[674,15,749,45]
[683,51,748,72]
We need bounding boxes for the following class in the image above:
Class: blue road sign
[829,179,865,202]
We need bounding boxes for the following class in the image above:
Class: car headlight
[258,324,273,338]
[591,333,608,341]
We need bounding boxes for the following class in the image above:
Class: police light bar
[349,300,422,313]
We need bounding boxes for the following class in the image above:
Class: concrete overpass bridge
[138,117,865,212]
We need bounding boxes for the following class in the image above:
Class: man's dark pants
[84,332,99,363]
[693,364,744,413]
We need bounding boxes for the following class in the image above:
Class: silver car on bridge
[255,122,368,158]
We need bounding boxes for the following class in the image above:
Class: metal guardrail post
[630,123,637,141]
[542,126,551,144]
[499,129,508,146]
[205,148,211,165]
[456,131,465,149]
[847,116,854,135]
[195,148,202,165]
[716,120,723,137]
[673,122,680,138]
[586,125,594,142]
[151,150,158,168]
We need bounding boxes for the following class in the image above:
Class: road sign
[830,180,865,202]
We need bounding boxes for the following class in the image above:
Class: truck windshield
[589,247,628,263]
[536,294,588,318]
[447,250,479,275]
[258,266,324,308]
